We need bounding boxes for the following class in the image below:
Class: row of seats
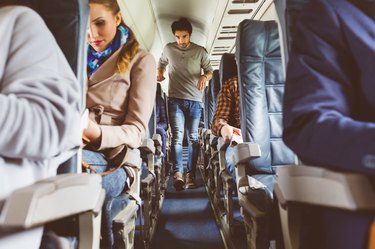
[199,1,375,249]
[0,1,171,249]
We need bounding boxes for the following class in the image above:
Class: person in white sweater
[0,5,81,249]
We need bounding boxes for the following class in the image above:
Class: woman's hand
[83,119,102,144]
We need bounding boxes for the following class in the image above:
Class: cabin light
[232,0,259,3]
[228,9,252,15]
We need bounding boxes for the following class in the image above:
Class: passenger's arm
[283,0,375,174]
[0,6,81,160]
[99,53,157,149]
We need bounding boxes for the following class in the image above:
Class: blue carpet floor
[150,148,225,249]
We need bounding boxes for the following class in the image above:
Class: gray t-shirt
[158,42,213,102]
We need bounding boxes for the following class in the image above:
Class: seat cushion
[239,174,276,213]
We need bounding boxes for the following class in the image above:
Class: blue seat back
[275,0,310,67]
[204,69,220,128]
[219,53,237,85]
[235,19,295,175]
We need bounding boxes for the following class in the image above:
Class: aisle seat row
[200,1,375,249]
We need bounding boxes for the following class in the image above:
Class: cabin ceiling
[149,0,274,69]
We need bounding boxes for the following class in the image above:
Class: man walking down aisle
[157,17,213,190]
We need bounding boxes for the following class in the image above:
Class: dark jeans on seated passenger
[156,126,167,157]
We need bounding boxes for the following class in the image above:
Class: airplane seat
[233,19,296,249]
[205,69,220,129]
[155,83,171,190]
[213,53,237,202]
[273,1,375,249]
[203,69,221,190]
[219,53,237,86]
[200,69,220,181]
[138,103,162,247]
[155,83,168,160]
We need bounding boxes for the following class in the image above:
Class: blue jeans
[168,97,202,176]
[156,126,167,157]
[225,146,237,181]
[82,149,128,249]
[82,149,127,199]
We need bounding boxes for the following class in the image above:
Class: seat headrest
[219,53,237,85]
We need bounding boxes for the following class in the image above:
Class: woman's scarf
[87,25,129,77]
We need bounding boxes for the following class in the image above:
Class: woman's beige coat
[87,47,157,149]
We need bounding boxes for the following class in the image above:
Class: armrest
[233,142,261,189]
[124,148,142,201]
[233,142,261,165]
[140,138,155,155]
[0,174,104,229]
[203,129,212,140]
[275,164,375,211]
[152,134,162,147]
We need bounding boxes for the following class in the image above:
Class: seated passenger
[283,0,375,175]
[83,0,156,247]
[156,83,168,158]
[211,76,241,180]
[0,5,81,249]
[283,2,375,248]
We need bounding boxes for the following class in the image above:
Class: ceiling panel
[150,0,274,69]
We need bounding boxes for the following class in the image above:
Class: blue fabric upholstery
[243,174,276,213]
[204,69,220,128]
[219,53,237,85]
[234,19,296,249]
[204,86,211,129]
[235,19,295,175]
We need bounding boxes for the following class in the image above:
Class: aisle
[150,148,225,249]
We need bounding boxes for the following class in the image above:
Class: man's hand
[197,75,207,91]
[221,124,242,142]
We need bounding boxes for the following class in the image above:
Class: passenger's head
[171,18,192,48]
[88,0,123,52]
[88,0,139,73]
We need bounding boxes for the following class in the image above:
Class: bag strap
[82,145,130,176]
[100,145,129,176]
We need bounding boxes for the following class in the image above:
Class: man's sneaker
[173,172,184,191]
[185,172,197,189]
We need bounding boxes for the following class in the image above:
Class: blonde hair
[89,0,139,73]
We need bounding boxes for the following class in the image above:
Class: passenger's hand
[221,125,242,142]
[83,119,102,144]
[197,75,207,91]
[221,124,234,141]
[157,74,165,81]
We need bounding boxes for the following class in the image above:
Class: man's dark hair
[171,18,193,35]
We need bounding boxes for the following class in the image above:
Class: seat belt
[349,0,375,20]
